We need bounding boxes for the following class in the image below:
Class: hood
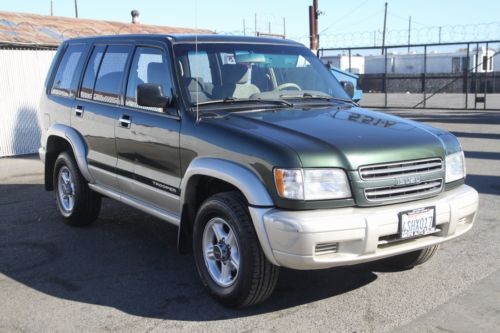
[217,105,448,170]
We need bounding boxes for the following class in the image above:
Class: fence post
[384,46,388,107]
[485,42,489,110]
[348,48,351,72]
[464,43,470,109]
[423,45,427,108]
[474,42,479,109]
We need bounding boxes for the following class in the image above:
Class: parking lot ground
[0,109,499,333]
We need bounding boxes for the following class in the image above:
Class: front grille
[359,158,443,180]
[364,179,443,202]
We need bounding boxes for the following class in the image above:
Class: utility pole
[407,16,411,53]
[254,13,257,36]
[50,0,53,16]
[309,0,319,50]
[243,19,246,35]
[283,17,286,38]
[74,0,79,18]
[438,26,442,43]
[381,2,388,55]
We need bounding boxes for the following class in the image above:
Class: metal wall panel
[0,49,56,157]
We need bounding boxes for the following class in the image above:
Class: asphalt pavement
[0,109,499,333]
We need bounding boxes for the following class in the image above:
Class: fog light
[315,242,338,255]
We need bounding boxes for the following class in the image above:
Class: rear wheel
[382,245,440,269]
[53,152,101,226]
[193,192,279,307]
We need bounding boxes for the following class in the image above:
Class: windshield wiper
[194,97,294,108]
[280,93,357,106]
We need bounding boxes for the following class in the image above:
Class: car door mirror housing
[137,83,171,108]
[340,81,355,99]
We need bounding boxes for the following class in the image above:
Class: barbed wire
[313,22,500,48]
[219,22,500,48]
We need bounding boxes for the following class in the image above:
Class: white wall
[0,49,55,157]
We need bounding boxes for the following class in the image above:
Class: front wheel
[193,192,279,307]
[382,245,440,269]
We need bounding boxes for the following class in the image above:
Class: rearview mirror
[340,81,355,99]
[137,83,171,108]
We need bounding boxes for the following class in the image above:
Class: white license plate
[399,207,436,239]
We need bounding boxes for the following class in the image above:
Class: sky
[2,0,499,47]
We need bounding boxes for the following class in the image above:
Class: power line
[319,0,371,34]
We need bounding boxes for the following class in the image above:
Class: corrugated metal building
[0,11,211,157]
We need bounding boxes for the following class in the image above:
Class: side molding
[180,157,274,207]
[46,123,94,183]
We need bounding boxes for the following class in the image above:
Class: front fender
[180,157,274,207]
[179,157,279,265]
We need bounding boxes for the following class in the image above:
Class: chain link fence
[319,40,500,110]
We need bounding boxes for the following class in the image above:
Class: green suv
[39,34,478,307]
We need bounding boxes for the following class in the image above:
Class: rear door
[72,43,132,190]
[115,41,181,215]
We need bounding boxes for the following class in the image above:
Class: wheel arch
[177,158,277,265]
[43,124,93,190]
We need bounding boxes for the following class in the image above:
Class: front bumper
[251,184,478,270]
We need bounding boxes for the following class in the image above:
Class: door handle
[119,115,131,128]
[74,105,84,117]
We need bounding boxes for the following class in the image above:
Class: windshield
[173,42,350,107]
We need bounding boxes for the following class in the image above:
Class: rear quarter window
[50,43,85,98]
[79,45,106,99]
[93,45,131,104]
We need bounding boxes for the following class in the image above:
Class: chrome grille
[365,179,443,202]
[359,158,443,180]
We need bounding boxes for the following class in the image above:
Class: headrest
[184,77,205,91]
[221,64,249,85]
[147,62,168,85]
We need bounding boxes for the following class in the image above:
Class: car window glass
[125,46,172,112]
[188,51,212,83]
[50,44,85,98]
[93,45,131,104]
[79,45,105,99]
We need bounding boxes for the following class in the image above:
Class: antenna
[195,0,200,123]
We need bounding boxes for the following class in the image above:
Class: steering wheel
[275,83,302,91]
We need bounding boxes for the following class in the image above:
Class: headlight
[274,168,351,200]
[445,151,466,183]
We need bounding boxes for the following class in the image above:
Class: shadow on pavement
[0,183,377,321]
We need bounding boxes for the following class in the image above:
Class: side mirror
[340,81,355,99]
[137,83,171,108]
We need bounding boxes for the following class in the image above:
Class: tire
[193,191,279,307]
[382,245,440,269]
[53,151,101,226]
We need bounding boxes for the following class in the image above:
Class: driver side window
[125,47,172,112]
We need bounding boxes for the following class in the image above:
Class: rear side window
[79,45,105,99]
[93,45,131,104]
[50,44,85,97]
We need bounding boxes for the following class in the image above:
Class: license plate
[398,207,436,239]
